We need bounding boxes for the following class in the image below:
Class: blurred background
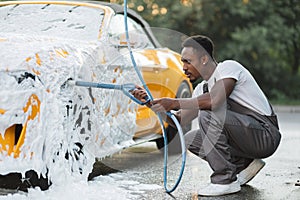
[108,0,300,104]
[2,0,299,104]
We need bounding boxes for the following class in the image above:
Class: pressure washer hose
[123,0,186,193]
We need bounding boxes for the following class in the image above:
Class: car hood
[0,33,122,95]
[1,33,99,72]
[0,33,96,132]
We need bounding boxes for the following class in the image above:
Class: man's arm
[151,78,236,112]
[131,85,199,126]
[131,78,236,127]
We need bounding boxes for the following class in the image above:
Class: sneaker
[198,180,241,196]
[238,159,265,186]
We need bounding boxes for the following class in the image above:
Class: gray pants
[185,100,281,184]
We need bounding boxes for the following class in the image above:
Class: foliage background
[108,0,300,103]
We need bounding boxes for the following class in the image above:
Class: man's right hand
[131,86,152,107]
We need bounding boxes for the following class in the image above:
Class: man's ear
[201,55,209,65]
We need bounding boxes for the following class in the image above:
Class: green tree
[207,0,300,100]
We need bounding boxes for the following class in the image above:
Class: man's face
[181,47,202,83]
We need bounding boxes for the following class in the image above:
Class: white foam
[0,33,139,185]
[0,172,162,200]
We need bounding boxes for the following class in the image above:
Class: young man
[132,35,281,196]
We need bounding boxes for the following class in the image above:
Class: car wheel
[155,81,192,154]
[0,170,50,192]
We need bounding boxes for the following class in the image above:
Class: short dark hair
[182,35,215,59]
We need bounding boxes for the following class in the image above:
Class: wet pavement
[98,111,300,199]
[0,111,299,199]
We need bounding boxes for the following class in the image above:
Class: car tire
[0,170,50,192]
[155,81,192,154]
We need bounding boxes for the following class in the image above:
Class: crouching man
[132,35,281,196]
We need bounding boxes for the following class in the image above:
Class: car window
[0,3,104,41]
[108,14,154,48]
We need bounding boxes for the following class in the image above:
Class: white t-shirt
[193,60,272,115]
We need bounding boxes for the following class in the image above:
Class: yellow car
[0,0,192,190]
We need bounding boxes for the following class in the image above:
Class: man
[132,35,281,196]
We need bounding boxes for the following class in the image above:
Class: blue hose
[123,0,186,193]
[74,81,150,105]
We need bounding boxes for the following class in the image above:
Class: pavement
[155,109,300,199]
[98,108,300,200]
[0,106,299,199]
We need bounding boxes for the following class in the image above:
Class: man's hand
[151,98,179,113]
[131,85,152,107]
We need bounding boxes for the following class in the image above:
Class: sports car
[0,0,192,189]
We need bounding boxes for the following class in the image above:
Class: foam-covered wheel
[0,170,50,192]
[155,81,192,154]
